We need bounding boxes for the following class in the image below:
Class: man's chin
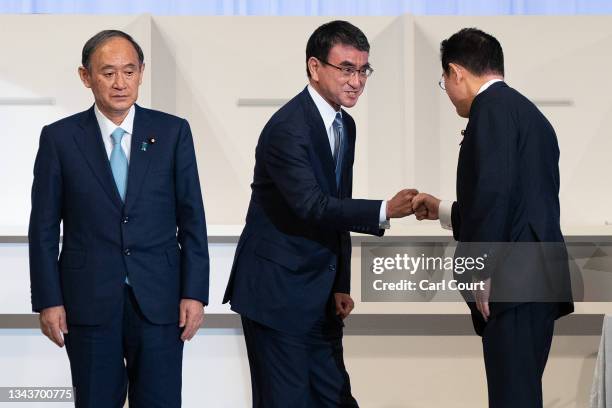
[341,98,359,109]
[456,107,469,118]
[109,101,135,112]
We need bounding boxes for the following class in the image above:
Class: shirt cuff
[379,200,390,229]
[439,200,453,230]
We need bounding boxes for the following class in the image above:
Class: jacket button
[122,216,129,224]
[329,265,336,272]
[124,248,131,256]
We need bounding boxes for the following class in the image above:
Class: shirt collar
[94,104,135,137]
[477,78,503,96]
[307,84,342,130]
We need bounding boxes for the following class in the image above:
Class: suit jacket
[28,104,210,325]
[450,82,573,333]
[223,87,383,334]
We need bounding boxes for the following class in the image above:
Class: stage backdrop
[1,14,611,315]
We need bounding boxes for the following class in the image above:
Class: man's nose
[348,72,362,88]
[113,73,127,89]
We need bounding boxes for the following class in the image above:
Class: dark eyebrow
[100,63,139,70]
[338,61,372,70]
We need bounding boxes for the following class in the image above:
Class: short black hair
[305,20,370,78]
[440,28,504,76]
[82,30,144,70]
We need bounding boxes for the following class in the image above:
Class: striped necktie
[332,113,344,187]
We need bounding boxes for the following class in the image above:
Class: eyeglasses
[438,75,446,91]
[320,59,374,78]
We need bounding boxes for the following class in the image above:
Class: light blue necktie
[332,113,344,187]
[110,128,131,285]
[110,128,128,202]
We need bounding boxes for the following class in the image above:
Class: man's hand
[179,299,204,341]
[386,189,419,218]
[39,305,68,348]
[334,293,355,320]
[412,193,441,220]
[474,278,491,322]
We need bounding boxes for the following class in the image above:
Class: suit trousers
[241,314,358,408]
[65,285,184,408]
[482,302,559,408]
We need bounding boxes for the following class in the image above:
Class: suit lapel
[125,105,156,212]
[75,106,123,208]
[300,89,338,195]
[124,105,154,212]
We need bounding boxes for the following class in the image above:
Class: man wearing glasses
[412,28,573,407]
[224,20,416,407]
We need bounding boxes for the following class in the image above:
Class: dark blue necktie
[332,113,344,187]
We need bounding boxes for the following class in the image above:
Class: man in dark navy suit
[223,20,417,407]
[28,30,209,408]
[412,28,573,407]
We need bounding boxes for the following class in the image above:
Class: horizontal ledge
[237,98,289,107]
[3,235,612,244]
[0,97,56,106]
[0,236,28,243]
[2,225,612,242]
[532,99,574,107]
[342,313,604,336]
[0,313,603,336]
[0,236,457,244]
[0,236,249,244]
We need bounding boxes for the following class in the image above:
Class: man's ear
[307,57,320,81]
[449,63,463,83]
[78,66,92,89]
[138,63,145,85]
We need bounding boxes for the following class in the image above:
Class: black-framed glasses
[438,75,446,91]
[320,59,374,78]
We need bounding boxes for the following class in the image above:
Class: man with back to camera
[223,20,418,407]
[28,30,209,408]
[412,28,573,407]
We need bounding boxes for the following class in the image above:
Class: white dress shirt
[94,104,135,163]
[438,78,503,230]
[307,85,389,228]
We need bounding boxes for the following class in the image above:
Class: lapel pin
[460,129,466,145]
[141,137,156,152]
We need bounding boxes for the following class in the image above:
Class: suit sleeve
[345,116,385,237]
[333,119,378,294]
[451,201,461,241]
[28,126,63,312]
[458,104,514,279]
[333,231,353,294]
[175,119,210,304]
[263,123,383,235]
